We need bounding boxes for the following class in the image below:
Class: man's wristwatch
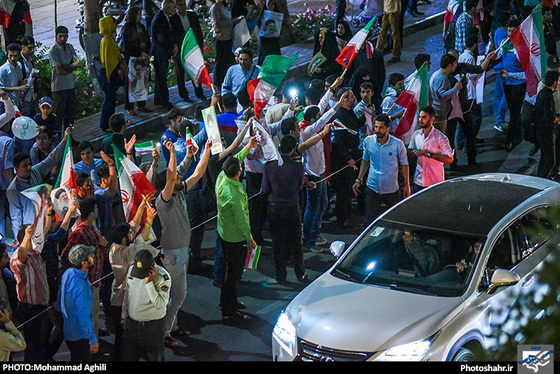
[355,179,362,184]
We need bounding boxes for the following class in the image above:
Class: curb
[84,11,445,151]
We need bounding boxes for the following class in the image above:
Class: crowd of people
[0,0,560,363]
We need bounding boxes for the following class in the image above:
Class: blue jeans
[303,174,328,247]
[493,73,508,124]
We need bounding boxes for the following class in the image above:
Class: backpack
[443,22,456,52]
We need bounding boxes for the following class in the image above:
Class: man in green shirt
[215,135,258,323]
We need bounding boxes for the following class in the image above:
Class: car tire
[452,347,476,361]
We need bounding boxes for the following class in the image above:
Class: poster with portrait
[21,184,52,253]
[50,185,73,221]
[202,106,224,155]
[258,10,284,39]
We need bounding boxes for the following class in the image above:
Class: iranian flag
[135,141,154,155]
[245,245,261,270]
[336,16,377,69]
[393,61,429,145]
[112,145,156,223]
[444,0,464,23]
[186,127,199,154]
[0,0,16,28]
[54,134,77,190]
[247,53,299,118]
[508,4,546,97]
[180,28,212,89]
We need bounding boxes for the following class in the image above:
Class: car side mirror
[487,268,520,294]
[330,241,346,258]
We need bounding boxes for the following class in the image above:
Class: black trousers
[213,39,236,89]
[504,83,527,144]
[66,339,92,362]
[245,171,268,243]
[331,163,357,225]
[537,129,557,178]
[186,187,207,263]
[52,88,76,131]
[446,114,477,165]
[153,55,171,106]
[219,236,247,316]
[364,187,401,224]
[268,203,305,282]
[122,317,165,361]
[17,302,50,361]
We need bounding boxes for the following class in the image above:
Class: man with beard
[61,198,110,341]
[408,106,454,192]
[352,114,410,224]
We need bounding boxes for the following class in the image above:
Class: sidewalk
[71,0,447,150]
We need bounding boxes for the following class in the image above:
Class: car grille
[298,339,374,362]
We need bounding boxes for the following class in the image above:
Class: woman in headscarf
[257,0,283,66]
[310,28,342,81]
[121,6,151,116]
[335,20,353,51]
[99,16,125,132]
[349,66,372,100]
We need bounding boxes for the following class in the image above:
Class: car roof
[382,174,551,236]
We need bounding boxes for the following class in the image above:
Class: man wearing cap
[57,244,98,362]
[33,97,59,140]
[522,55,560,157]
[121,249,171,361]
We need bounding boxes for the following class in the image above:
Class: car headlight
[376,339,432,361]
[272,312,297,356]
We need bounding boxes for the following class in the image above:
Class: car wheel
[452,347,476,361]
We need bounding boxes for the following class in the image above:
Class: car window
[487,206,560,272]
[332,220,486,297]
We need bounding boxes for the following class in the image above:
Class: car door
[479,206,560,339]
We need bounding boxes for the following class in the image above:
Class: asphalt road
[15,4,544,363]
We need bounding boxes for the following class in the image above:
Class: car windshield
[332,219,486,297]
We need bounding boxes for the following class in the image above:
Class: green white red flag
[186,127,199,154]
[245,245,261,269]
[180,28,212,89]
[247,53,299,118]
[393,61,429,144]
[508,4,546,97]
[134,140,154,155]
[112,145,156,224]
[54,134,77,190]
[335,16,377,68]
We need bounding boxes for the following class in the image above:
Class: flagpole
[497,36,510,50]
[211,84,223,113]
[386,75,416,114]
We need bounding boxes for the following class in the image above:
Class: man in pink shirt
[408,106,454,192]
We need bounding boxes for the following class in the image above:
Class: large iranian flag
[180,28,212,89]
[54,134,77,190]
[247,53,299,118]
[444,0,464,23]
[393,62,429,145]
[112,145,156,223]
[336,16,377,69]
[509,4,546,97]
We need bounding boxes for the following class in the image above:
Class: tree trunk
[84,0,100,35]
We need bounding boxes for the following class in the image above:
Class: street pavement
[10,0,547,362]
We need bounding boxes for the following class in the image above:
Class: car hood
[286,273,464,353]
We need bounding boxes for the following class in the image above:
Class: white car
[272,173,559,361]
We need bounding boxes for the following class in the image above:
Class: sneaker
[308,245,323,253]
[315,236,328,246]
[493,122,508,133]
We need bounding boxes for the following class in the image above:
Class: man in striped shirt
[61,198,110,340]
[10,224,50,361]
